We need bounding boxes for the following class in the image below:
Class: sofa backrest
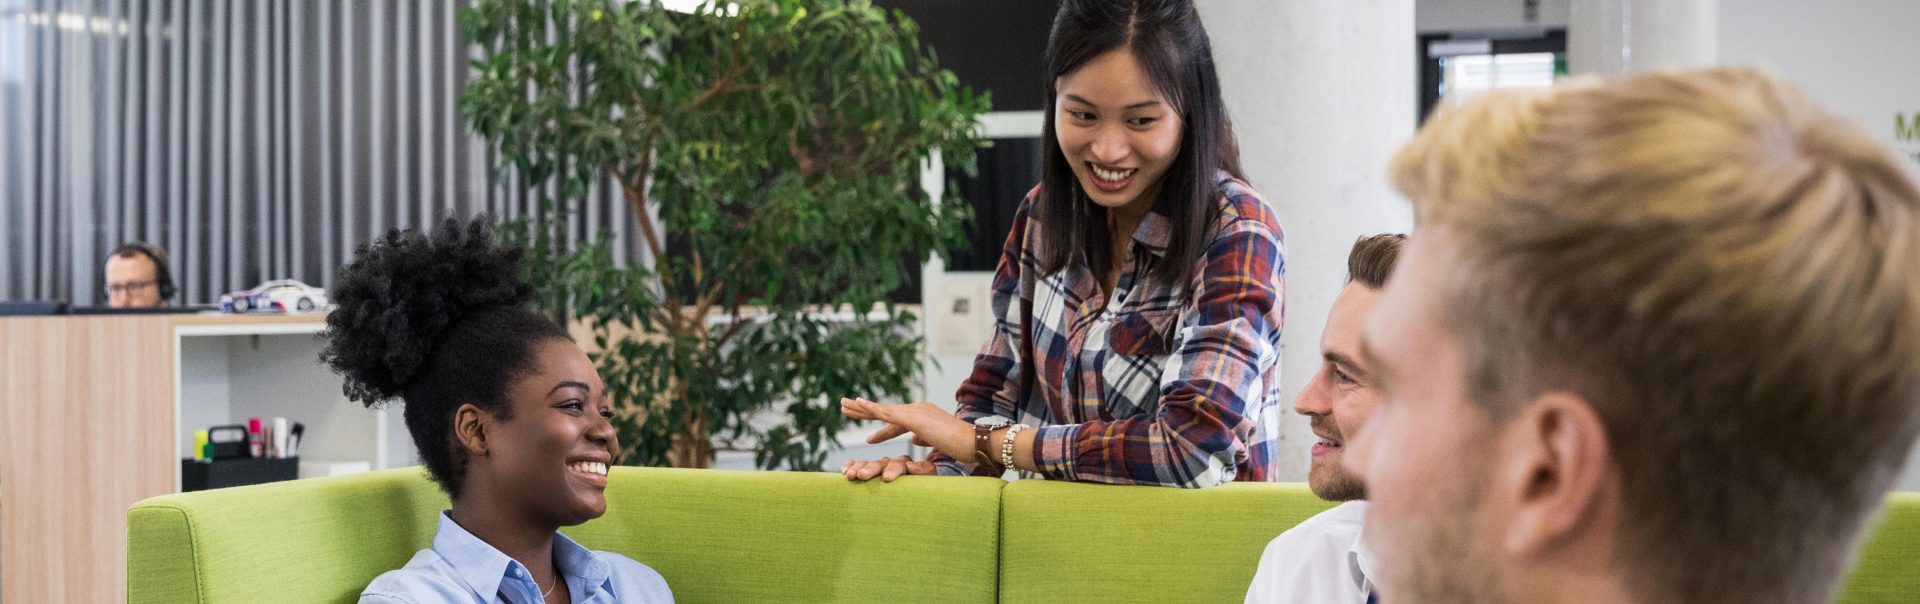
[1841,491,1920,602]
[129,469,1920,603]
[568,468,1003,603]
[128,467,1005,603]
[997,483,1920,604]
[997,480,1334,603]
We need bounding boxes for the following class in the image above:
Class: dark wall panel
[875,0,1059,111]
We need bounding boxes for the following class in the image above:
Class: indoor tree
[459,0,987,469]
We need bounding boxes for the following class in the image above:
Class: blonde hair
[1393,68,1920,604]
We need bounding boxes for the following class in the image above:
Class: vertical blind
[0,0,638,306]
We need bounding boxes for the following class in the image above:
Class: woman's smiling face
[1054,47,1185,216]
[483,338,621,527]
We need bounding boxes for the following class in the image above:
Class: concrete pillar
[1569,0,1718,75]
[1197,0,1417,481]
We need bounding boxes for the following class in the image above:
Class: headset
[111,242,176,303]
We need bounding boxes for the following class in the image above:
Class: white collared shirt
[1245,500,1375,604]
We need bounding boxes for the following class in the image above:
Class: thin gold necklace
[540,572,557,601]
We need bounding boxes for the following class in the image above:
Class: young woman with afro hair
[323,215,672,603]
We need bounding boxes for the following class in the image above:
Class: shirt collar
[1131,209,1172,258]
[431,511,514,600]
[1346,501,1377,593]
[1127,169,1236,258]
[430,510,615,601]
[554,527,613,599]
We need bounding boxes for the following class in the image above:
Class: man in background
[1245,233,1402,604]
[104,242,173,308]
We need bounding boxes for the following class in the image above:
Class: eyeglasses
[105,280,157,296]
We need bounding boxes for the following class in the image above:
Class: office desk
[0,312,411,602]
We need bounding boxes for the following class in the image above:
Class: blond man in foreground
[1344,68,1920,604]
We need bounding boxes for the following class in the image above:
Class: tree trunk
[668,418,714,468]
[663,360,715,468]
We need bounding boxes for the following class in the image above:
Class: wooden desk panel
[3,316,195,602]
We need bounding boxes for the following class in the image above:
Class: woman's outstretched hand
[839,454,938,482]
[838,397,974,481]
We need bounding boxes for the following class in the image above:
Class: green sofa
[128,467,1920,603]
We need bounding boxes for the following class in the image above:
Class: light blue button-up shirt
[359,511,673,603]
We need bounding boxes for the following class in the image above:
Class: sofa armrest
[127,468,447,604]
[129,503,206,603]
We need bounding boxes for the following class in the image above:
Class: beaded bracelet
[1001,423,1029,470]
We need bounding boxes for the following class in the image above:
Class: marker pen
[289,423,305,458]
[272,417,288,459]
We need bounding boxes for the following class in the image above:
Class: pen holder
[181,456,300,492]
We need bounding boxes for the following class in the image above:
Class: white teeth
[1092,165,1134,183]
[570,461,608,476]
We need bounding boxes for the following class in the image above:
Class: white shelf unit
[172,318,417,484]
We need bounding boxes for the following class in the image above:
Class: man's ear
[453,403,491,457]
[1498,391,1613,556]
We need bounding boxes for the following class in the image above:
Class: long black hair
[1036,0,1244,288]
[320,215,570,498]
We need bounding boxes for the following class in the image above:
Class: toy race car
[220,280,330,313]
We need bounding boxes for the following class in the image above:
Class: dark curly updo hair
[321,215,570,498]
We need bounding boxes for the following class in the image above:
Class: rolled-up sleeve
[934,195,1036,476]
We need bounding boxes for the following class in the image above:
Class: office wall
[873,0,1056,112]
[1199,0,1417,481]
[1718,0,1920,180]
[1418,0,1569,32]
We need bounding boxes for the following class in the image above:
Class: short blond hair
[1393,68,1920,604]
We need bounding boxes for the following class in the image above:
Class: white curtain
[0,0,637,306]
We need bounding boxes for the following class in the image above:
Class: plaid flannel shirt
[935,173,1285,487]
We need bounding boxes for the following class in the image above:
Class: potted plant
[459,0,987,469]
